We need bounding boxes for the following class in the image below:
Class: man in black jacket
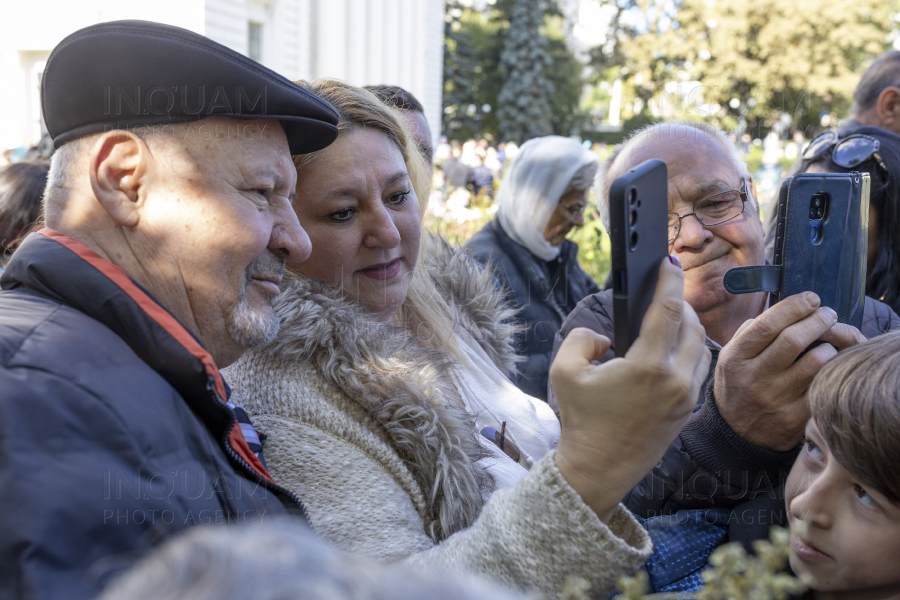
[0,21,339,600]
[550,120,899,549]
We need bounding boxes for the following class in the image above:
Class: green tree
[544,15,587,136]
[497,0,556,141]
[442,2,504,140]
[598,0,896,135]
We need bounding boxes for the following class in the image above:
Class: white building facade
[0,0,444,152]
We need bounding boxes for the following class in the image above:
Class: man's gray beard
[226,253,285,348]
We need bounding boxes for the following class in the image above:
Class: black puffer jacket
[465,217,599,401]
[0,231,306,600]
[550,288,900,549]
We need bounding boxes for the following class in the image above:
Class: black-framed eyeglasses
[802,132,889,175]
[668,178,749,242]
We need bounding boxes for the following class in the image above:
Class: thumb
[550,328,612,383]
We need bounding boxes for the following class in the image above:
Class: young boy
[786,330,900,598]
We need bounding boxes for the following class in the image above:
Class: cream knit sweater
[224,238,652,599]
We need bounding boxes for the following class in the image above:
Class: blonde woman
[224,80,710,598]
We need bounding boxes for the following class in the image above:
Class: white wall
[0,0,205,149]
[0,0,444,151]
[205,0,444,145]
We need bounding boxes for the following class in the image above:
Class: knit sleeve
[401,451,652,599]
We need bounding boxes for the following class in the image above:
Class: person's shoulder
[560,289,614,336]
[463,219,497,245]
[0,288,171,409]
[861,295,900,337]
[1,288,129,362]
[463,220,506,261]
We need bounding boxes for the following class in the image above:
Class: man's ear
[747,175,760,213]
[875,87,900,133]
[89,131,150,228]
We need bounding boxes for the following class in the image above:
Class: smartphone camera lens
[809,194,828,222]
[628,188,637,206]
[629,210,638,227]
[629,230,639,250]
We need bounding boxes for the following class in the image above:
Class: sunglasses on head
[802,132,889,175]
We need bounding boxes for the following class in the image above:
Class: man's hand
[714,292,865,452]
[551,258,711,522]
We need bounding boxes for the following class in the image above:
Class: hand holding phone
[724,172,870,329]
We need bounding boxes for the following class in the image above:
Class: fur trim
[420,233,522,375]
[262,275,493,542]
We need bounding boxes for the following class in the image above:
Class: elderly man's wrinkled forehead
[134,117,296,186]
[606,125,749,211]
[131,117,281,152]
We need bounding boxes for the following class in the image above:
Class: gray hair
[98,520,527,600]
[851,50,900,116]
[563,159,600,196]
[594,120,750,230]
[45,135,92,197]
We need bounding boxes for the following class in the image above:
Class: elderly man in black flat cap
[0,20,338,600]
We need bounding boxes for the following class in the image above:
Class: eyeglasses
[559,200,588,220]
[668,178,749,242]
[802,132,889,175]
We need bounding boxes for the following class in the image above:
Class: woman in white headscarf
[465,136,601,402]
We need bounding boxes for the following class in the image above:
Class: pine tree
[443,1,482,138]
[497,0,555,142]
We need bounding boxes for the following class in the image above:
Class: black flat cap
[42,20,339,154]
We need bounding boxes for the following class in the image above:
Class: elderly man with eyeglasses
[548,120,899,553]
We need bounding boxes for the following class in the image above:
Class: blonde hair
[291,79,462,358]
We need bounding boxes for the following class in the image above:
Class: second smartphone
[608,159,669,358]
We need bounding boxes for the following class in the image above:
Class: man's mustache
[246,252,286,285]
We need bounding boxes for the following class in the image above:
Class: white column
[397,0,413,87]
[296,0,313,80]
[345,0,368,84]
[314,0,347,80]
[382,0,399,84]
[366,0,386,84]
[410,0,425,99]
[422,0,443,142]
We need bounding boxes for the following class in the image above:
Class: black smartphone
[609,159,669,358]
[771,172,870,329]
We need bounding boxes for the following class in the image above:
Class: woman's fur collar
[419,233,522,375]
[261,271,494,542]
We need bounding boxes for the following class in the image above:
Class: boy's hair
[808,330,900,504]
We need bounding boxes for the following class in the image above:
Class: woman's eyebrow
[384,170,410,187]
[321,171,409,200]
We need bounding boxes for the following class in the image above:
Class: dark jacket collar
[1,229,272,482]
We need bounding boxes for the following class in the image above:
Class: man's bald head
[596,121,750,230]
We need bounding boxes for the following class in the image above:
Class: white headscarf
[496,136,599,261]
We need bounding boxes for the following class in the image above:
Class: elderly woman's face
[543,188,589,246]
[290,128,421,321]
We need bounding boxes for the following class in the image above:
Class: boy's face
[785,418,900,594]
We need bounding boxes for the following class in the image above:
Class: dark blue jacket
[465,218,599,401]
[0,231,306,600]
